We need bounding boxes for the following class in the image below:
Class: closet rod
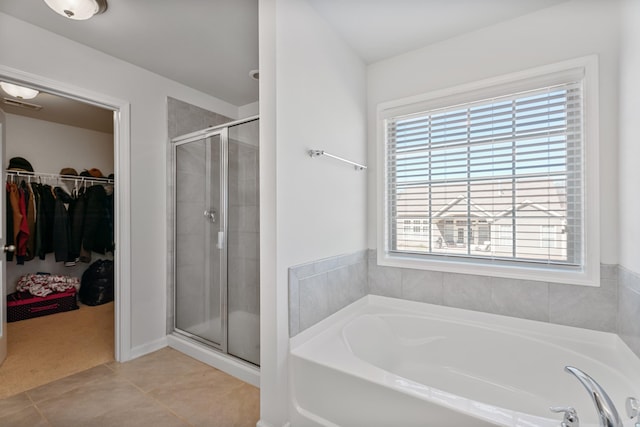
[5,170,114,185]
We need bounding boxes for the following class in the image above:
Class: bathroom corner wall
[618,0,640,359]
[288,250,367,336]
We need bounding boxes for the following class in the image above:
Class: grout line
[103,360,118,373]
[31,401,54,427]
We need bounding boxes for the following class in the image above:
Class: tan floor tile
[185,383,259,427]
[0,405,49,427]
[149,368,259,427]
[0,347,260,427]
[109,347,211,392]
[0,392,33,417]
[27,364,115,403]
[78,396,190,427]
[36,375,148,426]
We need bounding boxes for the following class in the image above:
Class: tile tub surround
[366,250,619,333]
[289,250,368,336]
[290,250,640,359]
[619,266,640,357]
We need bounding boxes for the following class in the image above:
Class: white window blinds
[385,80,584,266]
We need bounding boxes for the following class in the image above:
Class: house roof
[396,178,567,221]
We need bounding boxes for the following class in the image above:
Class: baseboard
[167,333,260,387]
[127,336,168,361]
[256,421,290,427]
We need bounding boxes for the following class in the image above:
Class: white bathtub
[290,295,640,427]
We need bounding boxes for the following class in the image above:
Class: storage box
[7,289,79,322]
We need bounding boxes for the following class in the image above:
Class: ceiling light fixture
[43,0,107,20]
[0,82,39,100]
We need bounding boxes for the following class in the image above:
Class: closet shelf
[6,170,114,185]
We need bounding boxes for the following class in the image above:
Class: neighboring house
[394,178,568,262]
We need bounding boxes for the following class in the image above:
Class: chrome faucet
[564,366,622,427]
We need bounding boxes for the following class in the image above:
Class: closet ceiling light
[43,0,107,20]
[0,82,39,100]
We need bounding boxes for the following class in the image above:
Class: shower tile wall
[167,98,232,334]
[167,97,232,140]
[227,139,260,363]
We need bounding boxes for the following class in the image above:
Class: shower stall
[171,116,259,366]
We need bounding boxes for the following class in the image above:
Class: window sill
[377,250,600,287]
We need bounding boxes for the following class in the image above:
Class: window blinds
[386,81,583,266]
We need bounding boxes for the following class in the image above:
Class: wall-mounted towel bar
[309,150,367,171]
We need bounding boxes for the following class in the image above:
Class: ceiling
[0,0,568,132]
[1,93,114,134]
[308,0,569,64]
[0,0,259,107]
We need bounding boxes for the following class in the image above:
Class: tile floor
[0,347,260,427]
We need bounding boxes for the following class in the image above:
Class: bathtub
[290,295,640,427]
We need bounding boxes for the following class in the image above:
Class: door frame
[0,65,132,362]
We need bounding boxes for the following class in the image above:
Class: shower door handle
[216,231,224,249]
[204,209,216,223]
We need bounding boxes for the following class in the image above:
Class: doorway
[0,72,130,397]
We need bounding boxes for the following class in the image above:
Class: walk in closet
[0,90,116,398]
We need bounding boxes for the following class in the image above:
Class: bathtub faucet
[564,366,622,427]
[549,406,579,427]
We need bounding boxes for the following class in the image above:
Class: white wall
[259,0,367,424]
[5,113,114,175]
[0,11,241,355]
[619,0,640,274]
[366,0,621,266]
[239,101,259,119]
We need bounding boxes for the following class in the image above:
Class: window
[378,57,599,286]
[540,225,558,249]
[497,224,513,249]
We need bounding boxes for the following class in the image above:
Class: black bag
[79,259,114,306]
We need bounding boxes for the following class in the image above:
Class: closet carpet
[0,301,114,399]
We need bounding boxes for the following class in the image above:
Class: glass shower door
[174,133,225,348]
[227,119,260,365]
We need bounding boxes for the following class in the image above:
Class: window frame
[376,56,600,286]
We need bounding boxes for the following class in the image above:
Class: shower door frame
[172,127,229,352]
[171,115,259,356]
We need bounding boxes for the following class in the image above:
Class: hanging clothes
[32,182,44,260]
[5,175,114,265]
[22,181,36,261]
[53,187,73,263]
[5,183,14,262]
[37,184,56,259]
[79,184,111,262]
[7,182,30,264]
